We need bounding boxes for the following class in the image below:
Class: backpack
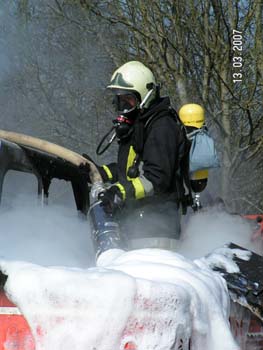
[187,127,220,174]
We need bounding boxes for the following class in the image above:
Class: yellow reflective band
[192,169,209,180]
[126,146,136,179]
[131,178,145,199]
[102,165,113,180]
[116,183,126,200]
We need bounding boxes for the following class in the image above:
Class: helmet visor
[112,91,139,114]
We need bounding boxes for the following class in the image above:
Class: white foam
[1,248,240,350]
[195,247,251,273]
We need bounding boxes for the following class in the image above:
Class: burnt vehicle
[0,130,262,350]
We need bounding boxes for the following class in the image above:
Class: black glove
[98,185,124,214]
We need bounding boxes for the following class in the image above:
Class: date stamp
[232,30,243,83]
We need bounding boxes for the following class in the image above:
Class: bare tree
[1,0,261,212]
[76,0,263,213]
[0,0,115,161]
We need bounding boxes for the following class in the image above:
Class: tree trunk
[220,69,232,200]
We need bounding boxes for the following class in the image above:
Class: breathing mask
[109,90,139,140]
[112,90,140,117]
[96,113,135,155]
[112,114,134,140]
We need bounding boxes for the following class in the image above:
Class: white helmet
[107,61,157,110]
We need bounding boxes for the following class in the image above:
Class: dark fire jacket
[101,97,187,239]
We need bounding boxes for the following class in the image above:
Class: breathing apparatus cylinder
[88,182,125,259]
[192,193,202,212]
[190,169,208,193]
[178,104,208,195]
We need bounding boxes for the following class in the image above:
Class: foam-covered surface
[1,248,240,350]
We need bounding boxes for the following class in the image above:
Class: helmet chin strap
[139,83,160,110]
[139,88,155,109]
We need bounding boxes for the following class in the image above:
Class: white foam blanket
[0,249,240,350]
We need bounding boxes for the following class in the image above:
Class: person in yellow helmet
[92,61,190,249]
[178,103,209,198]
[178,104,205,128]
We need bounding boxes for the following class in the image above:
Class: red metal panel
[0,315,35,350]
[1,290,263,350]
[0,292,15,307]
[0,291,35,350]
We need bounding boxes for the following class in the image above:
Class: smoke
[0,171,259,267]
[177,206,261,259]
[0,53,10,81]
[0,191,95,268]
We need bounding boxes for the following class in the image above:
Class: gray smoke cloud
[0,190,95,268]
[177,206,260,259]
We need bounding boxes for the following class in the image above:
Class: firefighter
[178,103,209,204]
[95,61,189,250]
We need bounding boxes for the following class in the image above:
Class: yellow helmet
[107,61,157,109]
[178,103,205,128]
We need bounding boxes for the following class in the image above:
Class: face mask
[113,115,134,140]
[96,114,134,155]
[112,92,139,116]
